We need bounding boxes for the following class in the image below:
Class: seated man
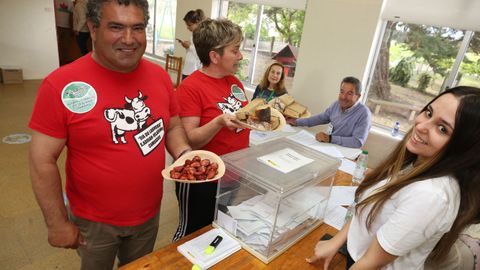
[288,76,371,148]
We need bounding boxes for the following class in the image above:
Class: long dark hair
[355,86,480,261]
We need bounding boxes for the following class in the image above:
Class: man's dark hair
[341,76,362,95]
[87,0,149,28]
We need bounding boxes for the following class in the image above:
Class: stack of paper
[226,187,328,252]
[177,228,241,269]
[286,130,361,160]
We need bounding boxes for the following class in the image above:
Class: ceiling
[382,0,480,31]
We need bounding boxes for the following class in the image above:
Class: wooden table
[119,171,352,270]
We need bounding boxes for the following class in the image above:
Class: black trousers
[173,181,218,241]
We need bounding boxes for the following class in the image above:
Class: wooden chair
[165,54,183,87]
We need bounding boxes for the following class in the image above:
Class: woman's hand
[306,239,341,270]
[215,113,242,130]
[180,40,190,49]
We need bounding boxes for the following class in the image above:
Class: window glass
[366,21,464,133]
[222,2,258,82]
[251,6,304,90]
[221,1,305,91]
[146,0,176,58]
[145,0,155,54]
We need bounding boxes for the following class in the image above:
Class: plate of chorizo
[162,150,226,183]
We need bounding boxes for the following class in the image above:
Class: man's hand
[306,240,340,270]
[48,220,86,249]
[315,132,330,143]
[286,117,297,126]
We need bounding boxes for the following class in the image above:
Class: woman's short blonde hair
[193,18,243,66]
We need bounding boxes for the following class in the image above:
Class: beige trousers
[70,212,159,270]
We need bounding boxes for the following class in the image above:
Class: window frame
[218,0,306,89]
[145,0,176,60]
[362,19,476,134]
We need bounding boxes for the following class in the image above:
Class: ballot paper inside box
[213,138,341,264]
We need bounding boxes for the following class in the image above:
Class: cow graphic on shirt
[217,95,242,114]
[217,94,244,133]
[104,91,151,144]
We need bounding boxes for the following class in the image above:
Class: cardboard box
[0,66,23,84]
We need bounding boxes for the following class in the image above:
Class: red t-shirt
[177,70,249,155]
[29,54,178,226]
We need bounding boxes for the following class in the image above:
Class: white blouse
[347,175,460,269]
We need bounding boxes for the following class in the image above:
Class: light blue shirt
[296,101,371,148]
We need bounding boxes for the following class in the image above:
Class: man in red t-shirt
[173,19,250,241]
[29,1,191,269]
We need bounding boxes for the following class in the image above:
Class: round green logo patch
[231,84,247,102]
[61,82,97,113]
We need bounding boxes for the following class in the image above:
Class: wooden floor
[0,80,180,269]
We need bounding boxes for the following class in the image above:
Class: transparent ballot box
[212,138,341,263]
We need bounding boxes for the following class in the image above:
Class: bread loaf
[278,94,295,106]
[283,102,307,118]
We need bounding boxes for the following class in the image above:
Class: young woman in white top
[307,86,480,269]
[177,9,205,80]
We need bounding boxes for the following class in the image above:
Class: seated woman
[252,62,287,102]
[307,86,480,269]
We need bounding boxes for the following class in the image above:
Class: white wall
[0,0,59,80]
[292,0,383,114]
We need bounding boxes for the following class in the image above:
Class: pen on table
[267,159,278,166]
[187,250,196,259]
[204,235,223,255]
